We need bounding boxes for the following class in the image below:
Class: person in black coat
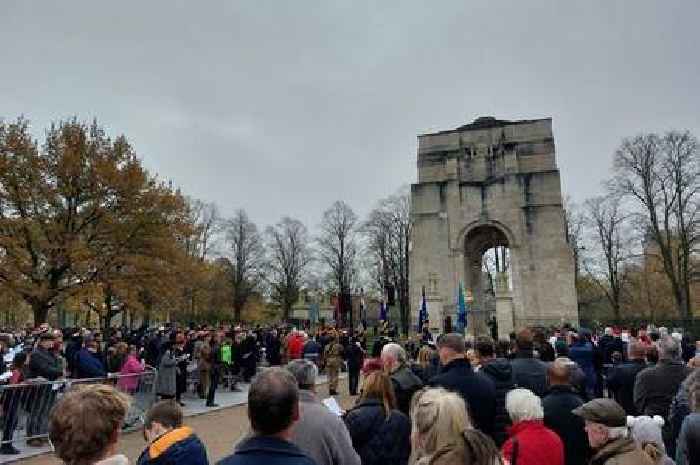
[380,343,423,416]
[606,341,647,415]
[598,328,625,365]
[240,332,258,382]
[476,338,515,446]
[345,337,364,396]
[64,333,83,378]
[542,359,591,465]
[343,371,411,465]
[172,333,189,406]
[411,345,440,385]
[27,333,63,381]
[534,330,556,362]
[509,328,549,398]
[428,333,496,437]
[266,330,282,366]
[25,333,64,445]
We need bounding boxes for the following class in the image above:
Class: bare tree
[180,198,221,319]
[612,131,699,318]
[183,198,220,261]
[564,196,586,284]
[265,217,312,321]
[583,195,631,322]
[363,187,411,334]
[318,201,359,328]
[223,209,264,322]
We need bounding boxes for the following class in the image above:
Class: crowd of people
[0,322,372,455]
[2,322,700,465]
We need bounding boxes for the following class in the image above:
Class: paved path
[10,373,352,465]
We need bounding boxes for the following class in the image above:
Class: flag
[379,300,387,321]
[456,281,467,333]
[419,286,428,333]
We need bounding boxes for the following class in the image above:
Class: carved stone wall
[410,117,579,336]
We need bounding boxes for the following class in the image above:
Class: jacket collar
[547,384,578,395]
[354,398,383,409]
[236,435,307,457]
[507,420,545,435]
[592,437,637,464]
[656,359,684,367]
[515,350,534,359]
[441,357,472,372]
[149,426,193,459]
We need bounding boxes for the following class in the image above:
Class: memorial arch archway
[462,224,516,337]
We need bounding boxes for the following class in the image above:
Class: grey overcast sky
[2,1,699,230]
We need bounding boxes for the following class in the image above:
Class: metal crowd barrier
[0,370,156,447]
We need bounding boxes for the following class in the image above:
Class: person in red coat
[287,331,304,361]
[502,388,564,465]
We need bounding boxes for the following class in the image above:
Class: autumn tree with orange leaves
[0,117,191,327]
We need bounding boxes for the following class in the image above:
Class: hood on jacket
[148,426,194,459]
[235,435,308,457]
[481,358,513,382]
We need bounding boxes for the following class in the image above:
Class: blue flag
[419,286,428,333]
[379,300,387,321]
[457,282,467,333]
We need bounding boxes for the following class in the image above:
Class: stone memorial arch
[410,117,578,339]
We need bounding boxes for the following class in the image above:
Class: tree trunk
[233,303,242,323]
[32,300,51,326]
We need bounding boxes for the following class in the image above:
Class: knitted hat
[627,415,666,454]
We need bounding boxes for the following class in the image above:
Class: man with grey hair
[428,333,496,436]
[607,341,647,415]
[634,335,692,450]
[380,343,422,416]
[573,398,652,465]
[285,360,360,465]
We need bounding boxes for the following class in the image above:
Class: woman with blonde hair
[344,371,411,465]
[411,387,502,465]
[412,345,440,384]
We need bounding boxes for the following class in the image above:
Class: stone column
[495,272,514,340]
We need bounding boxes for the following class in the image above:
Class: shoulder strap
[511,436,519,465]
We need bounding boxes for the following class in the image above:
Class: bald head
[628,341,646,360]
[548,358,574,386]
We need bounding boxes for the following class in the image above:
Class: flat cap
[572,398,627,427]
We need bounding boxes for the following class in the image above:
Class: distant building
[287,289,381,328]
